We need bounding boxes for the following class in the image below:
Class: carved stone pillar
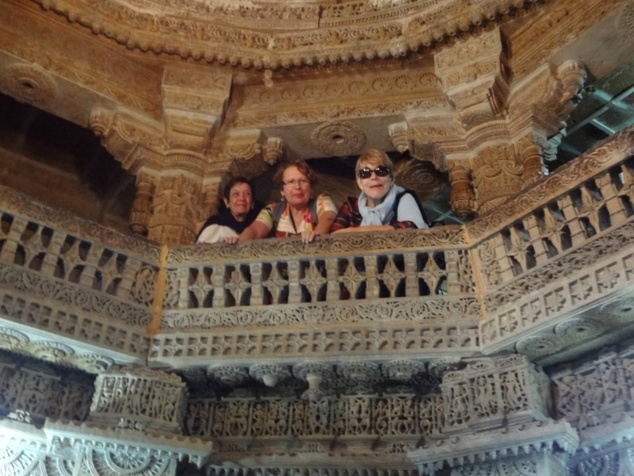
[518,134,548,187]
[129,171,156,236]
[90,66,237,245]
[144,171,202,245]
[448,161,475,220]
[198,175,224,233]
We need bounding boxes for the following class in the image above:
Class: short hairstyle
[273,160,317,190]
[355,149,394,176]
[223,176,253,200]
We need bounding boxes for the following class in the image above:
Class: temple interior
[0,0,634,475]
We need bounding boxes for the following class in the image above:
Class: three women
[203,149,428,245]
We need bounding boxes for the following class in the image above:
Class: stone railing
[151,225,480,368]
[0,186,158,371]
[0,126,632,375]
[476,126,634,362]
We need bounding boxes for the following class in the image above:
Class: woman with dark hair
[228,160,336,244]
[196,176,263,243]
[330,149,428,233]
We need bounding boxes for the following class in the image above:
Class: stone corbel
[89,107,166,175]
[435,29,510,130]
[293,363,335,401]
[249,364,291,387]
[407,114,467,173]
[388,122,410,153]
[510,61,587,139]
[162,65,232,154]
[220,130,282,180]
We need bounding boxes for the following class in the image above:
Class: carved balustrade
[151,226,480,368]
[0,186,158,371]
[476,126,634,360]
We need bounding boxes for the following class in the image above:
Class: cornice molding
[34,0,545,69]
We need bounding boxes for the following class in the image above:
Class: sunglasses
[358,166,390,179]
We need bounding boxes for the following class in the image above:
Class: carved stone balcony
[0,126,633,474]
[1,127,633,377]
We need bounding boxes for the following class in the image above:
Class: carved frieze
[31,0,548,68]
[90,366,188,432]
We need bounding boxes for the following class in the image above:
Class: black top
[195,202,263,242]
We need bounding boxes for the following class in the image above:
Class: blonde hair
[355,149,394,176]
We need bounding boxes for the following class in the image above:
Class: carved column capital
[408,116,467,173]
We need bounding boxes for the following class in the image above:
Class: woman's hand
[300,230,317,243]
[224,236,240,244]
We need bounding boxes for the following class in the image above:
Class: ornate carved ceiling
[0,0,632,234]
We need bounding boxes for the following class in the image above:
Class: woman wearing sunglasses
[330,149,428,233]
[228,159,337,244]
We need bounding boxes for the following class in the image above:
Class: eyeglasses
[358,166,390,179]
[283,178,309,187]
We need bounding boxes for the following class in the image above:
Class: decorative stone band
[408,419,579,475]
[161,297,480,329]
[149,320,480,368]
[45,420,212,471]
[0,418,212,475]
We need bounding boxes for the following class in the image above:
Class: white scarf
[358,184,404,226]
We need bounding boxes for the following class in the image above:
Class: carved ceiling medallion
[616,0,634,37]
[311,120,367,156]
[0,64,58,107]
